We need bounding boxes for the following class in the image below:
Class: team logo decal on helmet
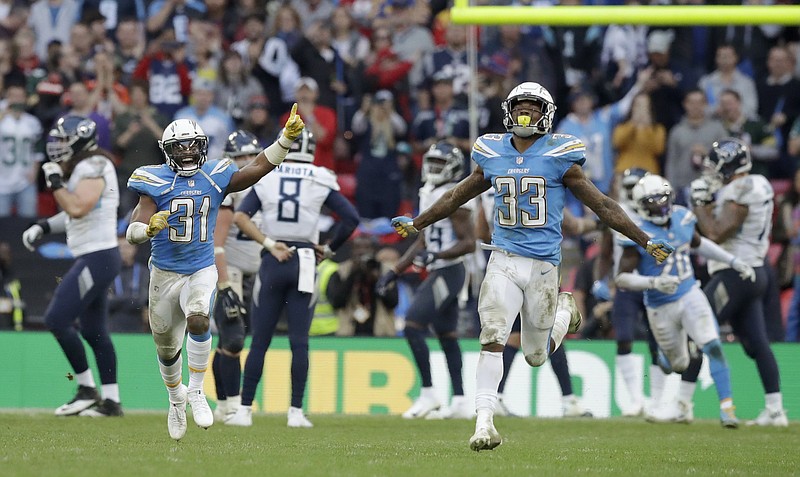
[704,137,752,183]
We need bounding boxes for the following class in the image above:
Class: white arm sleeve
[615,272,655,291]
[264,135,294,166]
[46,211,69,234]
[126,221,150,245]
[693,237,734,266]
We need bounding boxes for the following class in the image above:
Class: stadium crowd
[0,0,799,347]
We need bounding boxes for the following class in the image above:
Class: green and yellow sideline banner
[1,332,796,420]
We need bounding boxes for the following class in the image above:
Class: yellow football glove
[282,103,306,141]
[147,210,170,238]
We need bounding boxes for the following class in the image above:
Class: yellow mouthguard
[517,115,531,127]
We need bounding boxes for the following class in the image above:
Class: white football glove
[689,177,714,207]
[652,276,681,294]
[730,258,756,282]
[42,161,65,190]
[22,224,44,252]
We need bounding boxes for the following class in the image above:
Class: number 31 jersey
[471,132,586,264]
[128,159,238,274]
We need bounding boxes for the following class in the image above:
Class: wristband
[214,246,226,255]
[217,281,231,290]
[262,237,276,250]
[36,219,51,234]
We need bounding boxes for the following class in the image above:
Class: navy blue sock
[52,328,90,376]
[681,351,703,383]
[405,326,432,387]
[549,345,573,396]
[290,340,309,409]
[219,354,242,398]
[438,336,463,396]
[498,344,518,394]
[212,352,226,400]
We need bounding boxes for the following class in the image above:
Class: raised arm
[411,167,491,231]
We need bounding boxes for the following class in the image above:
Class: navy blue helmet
[705,137,751,182]
[421,141,464,185]
[224,130,261,158]
[46,115,97,162]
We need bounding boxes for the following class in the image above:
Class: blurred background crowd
[0,0,799,344]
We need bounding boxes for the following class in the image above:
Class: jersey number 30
[169,196,211,242]
[494,176,546,227]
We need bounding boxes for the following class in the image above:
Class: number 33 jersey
[128,159,238,274]
[619,206,697,308]
[471,132,586,264]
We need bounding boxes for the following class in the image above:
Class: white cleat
[287,406,314,428]
[213,399,228,422]
[447,396,474,419]
[55,385,101,416]
[558,292,582,334]
[187,389,214,429]
[563,395,593,418]
[469,422,502,452]
[402,394,441,419]
[647,399,693,424]
[225,405,253,427]
[622,401,645,418]
[747,408,789,427]
[494,396,518,418]
[167,385,188,440]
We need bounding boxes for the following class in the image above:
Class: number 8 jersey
[128,159,238,274]
[471,132,586,264]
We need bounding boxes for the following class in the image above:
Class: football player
[22,115,123,417]
[211,130,294,423]
[679,138,788,427]
[0,84,43,218]
[226,129,360,428]
[376,141,475,420]
[616,174,754,428]
[391,82,674,451]
[125,104,305,440]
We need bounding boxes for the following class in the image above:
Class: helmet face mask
[502,82,556,137]
[160,119,208,176]
[285,129,316,163]
[704,137,751,184]
[421,141,464,186]
[46,115,98,163]
[632,175,674,225]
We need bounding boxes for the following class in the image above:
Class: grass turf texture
[0,413,796,476]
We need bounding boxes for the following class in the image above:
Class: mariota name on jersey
[279,164,317,177]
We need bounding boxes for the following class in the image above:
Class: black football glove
[412,251,439,268]
[218,286,246,322]
[375,270,398,297]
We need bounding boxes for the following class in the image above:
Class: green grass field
[0,413,796,477]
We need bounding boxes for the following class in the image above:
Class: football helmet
[46,115,98,162]
[632,174,674,225]
[285,128,316,163]
[224,130,261,158]
[502,82,556,137]
[704,137,751,183]
[620,167,650,205]
[421,141,464,186]
[160,119,208,176]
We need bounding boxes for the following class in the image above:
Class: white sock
[562,394,575,406]
[101,383,120,403]
[765,392,783,411]
[649,364,667,405]
[186,334,212,391]
[475,350,504,414]
[420,386,436,400]
[550,309,571,351]
[75,370,96,388]
[616,354,643,404]
[159,354,183,402]
[677,380,696,404]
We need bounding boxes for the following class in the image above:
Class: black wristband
[36,219,50,234]
[48,174,64,191]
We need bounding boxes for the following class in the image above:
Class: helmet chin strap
[512,126,536,138]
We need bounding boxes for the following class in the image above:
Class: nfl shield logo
[516,157,523,164]
[188,180,195,187]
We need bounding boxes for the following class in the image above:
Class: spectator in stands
[13,28,43,78]
[145,0,205,43]
[599,1,648,100]
[698,44,758,120]
[331,6,369,72]
[113,17,146,87]
[352,90,407,219]
[28,0,81,60]
[477,52,512,135]
[187,16,222,81]
[640,29,696,132]
[756,45,800,179]
[113,80,168,214]
[664,88,727,205]
[328,234,398,337]
[0,37,25,95]
[291,20,347,111]
[0,241,23,331]
[363,25,414,121]
[291,0,335,31]
[0,84,43,219]
[253,4,302,119]
[707,13,781,81]
[411,69,470,157]
[108,236,149,333]
[204,0,239,44]
[778,168,800,341]
[280,77,336,169]
[0,2,27,40]
[174,78,235,161]
[61,80,112,150]
[612,91,666,175]
[241,94,278,146]
[230,13,266,71]
[387,0,434,93]
[131,31,193,119]
[717,89,778,177]
[215,50,264,126]
[420,22,469,103]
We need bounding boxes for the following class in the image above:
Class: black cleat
[79,399,124,417]
[55,385,101,416]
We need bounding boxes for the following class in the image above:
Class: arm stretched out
[412,167,491,231]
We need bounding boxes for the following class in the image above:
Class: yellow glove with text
[147,210,170,238]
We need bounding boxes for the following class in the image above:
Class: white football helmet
[421,141,464,186]
[502,82,556,137]
[631,174,674,225]
[160,119,208,176]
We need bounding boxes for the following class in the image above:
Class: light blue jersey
[128,159,238,274]
[618,206,696,308]
[471,132,586,264]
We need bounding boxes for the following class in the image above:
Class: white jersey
[251,162,339,243]
[221,189,262,275]
[0,112,43,193]
[612,202,642,276]
[420,182,473,270]
[707,174,774,274]
[65,155,119,256]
